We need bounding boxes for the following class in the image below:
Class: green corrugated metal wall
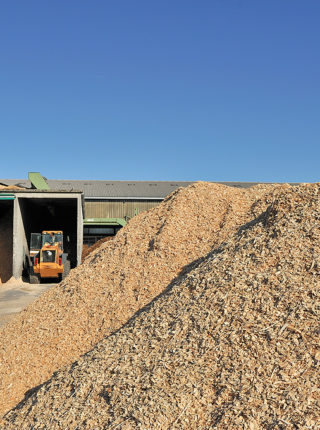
[84,200,161,219]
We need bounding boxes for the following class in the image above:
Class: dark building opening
[18,197,79,272]
[83,225,121,247]
[0,200,13,283]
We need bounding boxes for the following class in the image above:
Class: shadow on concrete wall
[0,202,13,283]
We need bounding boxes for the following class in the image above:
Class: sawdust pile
[2,183,319,429]
[0,185,24,190]
[82,236,114,262]
[0,182,287,416]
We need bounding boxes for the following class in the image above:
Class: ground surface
[0,280,56,328]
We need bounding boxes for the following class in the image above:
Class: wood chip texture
[81,236,114,262]
[0,182,301,424]
[1,182,276,416]
[1,182,319,429]
[0,185,25,190]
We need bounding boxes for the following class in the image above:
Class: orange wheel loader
[28,231,70,283]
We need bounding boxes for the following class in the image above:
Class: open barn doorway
[0,200,13,283]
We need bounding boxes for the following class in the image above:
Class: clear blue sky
[1,1,319,182]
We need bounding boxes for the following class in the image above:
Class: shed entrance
[18,197,78,275]
[0,200,13,283]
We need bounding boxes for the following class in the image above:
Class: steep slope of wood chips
[0,182,289,417]
[1,183,319,429]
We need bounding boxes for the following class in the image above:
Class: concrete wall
[12,198,29,279]
[77,197,83,266]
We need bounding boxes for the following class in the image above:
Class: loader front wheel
[30,274,40,284]
[61,260,71,281]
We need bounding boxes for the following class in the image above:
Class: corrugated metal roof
[49,180,199,198]
[0,179,295,199]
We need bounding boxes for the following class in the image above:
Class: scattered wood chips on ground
[1,182,319,429]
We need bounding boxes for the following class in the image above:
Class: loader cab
[30,232,42,253]
[42,231,63,248]
[30,231,64,253]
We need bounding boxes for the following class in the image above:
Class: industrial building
[0,172,264,282]
[0,174,83,282]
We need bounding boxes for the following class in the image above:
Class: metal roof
[48,180,198,199]
[0,179,295,199]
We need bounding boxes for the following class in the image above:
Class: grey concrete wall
[77,197,83,266]
[12,198,29,279]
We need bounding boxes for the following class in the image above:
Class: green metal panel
[84,217,127,227]
[0,193,15,200]
[28,172,50,190]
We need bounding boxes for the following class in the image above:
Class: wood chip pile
[81,236,114,262]
[1,181,280,416]
[1,182,319,429]
[0,185,24,190]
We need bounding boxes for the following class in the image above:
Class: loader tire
[62,260,71,280]
[30,274,40,284]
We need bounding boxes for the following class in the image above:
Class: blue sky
[0,1,319,182]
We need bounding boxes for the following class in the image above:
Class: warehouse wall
[84,200,161,219]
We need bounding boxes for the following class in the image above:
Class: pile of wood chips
[81,236,114,262]
[0,181,282,416]
[1,182,319,429]
[2,182,319,429]
[0,185,24,190]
